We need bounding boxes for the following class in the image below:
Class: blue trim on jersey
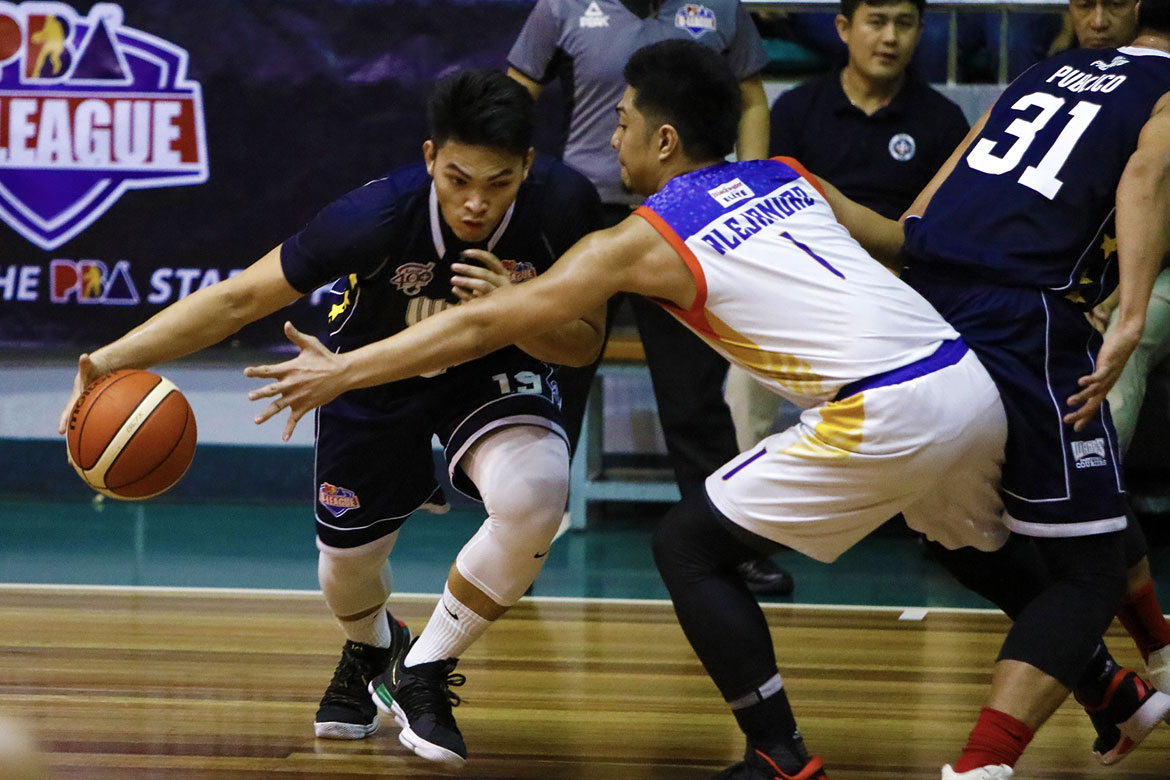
[642,159,804,240]
[834,338,968,401]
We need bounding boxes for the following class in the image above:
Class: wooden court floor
[1,586,1168,780]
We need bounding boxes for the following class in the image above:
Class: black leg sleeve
[923,534,1051,619]
[999,532,1127,689]
[1123,503,1149,569]
[652,491,783,700]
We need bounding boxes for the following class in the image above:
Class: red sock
[954,707,1035,772]
[1116,581,1170,661]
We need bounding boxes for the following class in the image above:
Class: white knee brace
[454,425,569,607]
[317,532,398,619]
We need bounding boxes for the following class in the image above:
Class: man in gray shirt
[507,1,794,595]
[508,0,769,205]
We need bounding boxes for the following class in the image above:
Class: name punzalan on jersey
[699,184,816,255]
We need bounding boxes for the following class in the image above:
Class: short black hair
[623,40,741,162]
[840,0,926,22]
[427,69,535,157]
[1138,0,1170,35]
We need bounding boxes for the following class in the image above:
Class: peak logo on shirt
[675,4,716,38]
[707,178,753,207]
[579,1,609,28]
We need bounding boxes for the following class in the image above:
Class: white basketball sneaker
[1145,645,1170,692]
[941,765,1013,780]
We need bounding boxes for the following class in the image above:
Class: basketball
[66,370,198,501]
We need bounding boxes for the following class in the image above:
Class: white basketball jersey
[636,157,959,407]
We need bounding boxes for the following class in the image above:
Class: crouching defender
[244,41,1168,778]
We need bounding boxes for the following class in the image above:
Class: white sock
[317,534,398,648]
[340,607,391,648]
[405,584,491,666]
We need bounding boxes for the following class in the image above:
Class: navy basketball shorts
[908,269,1127,536]
[313,363,566,549]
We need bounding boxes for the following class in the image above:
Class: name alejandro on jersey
[698,183,816,256]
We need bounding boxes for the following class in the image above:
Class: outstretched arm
[451,248,605,366]
[246,226,638,439]
[1065,94,1170,429]
[57,246,302,433]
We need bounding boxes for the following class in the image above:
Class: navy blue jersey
[905,46,1170,305]
[280,156,602,406]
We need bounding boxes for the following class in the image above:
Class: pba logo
[50,257,138,304]
[0,2,208,250]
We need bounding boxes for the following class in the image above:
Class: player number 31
[965,92,1101,200]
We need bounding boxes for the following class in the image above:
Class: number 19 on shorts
[492,371,543,395]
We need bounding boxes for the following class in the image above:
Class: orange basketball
[66,370,197,500]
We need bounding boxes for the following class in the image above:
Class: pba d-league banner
[0,0,533,350]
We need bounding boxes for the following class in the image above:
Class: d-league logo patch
[675,4,716,38]
[579,1,609,28]
[502,258,536,283]
[888,132,916,162]
[1071,438,1108,468]
[0,2,209,250]
[319,482,360,517]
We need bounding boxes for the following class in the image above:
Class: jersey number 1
[965,92,1101,200]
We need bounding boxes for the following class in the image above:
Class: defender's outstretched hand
[1064,325,1140,431]
[245,322,344,441]
[58,353,108,436]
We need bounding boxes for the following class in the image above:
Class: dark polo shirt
[769,70,969,219]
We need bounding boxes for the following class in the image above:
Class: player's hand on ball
[451,249,511,302]
[58,353,109,437]
[245,322,344,441]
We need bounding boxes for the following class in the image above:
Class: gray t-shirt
[509,0,767,204]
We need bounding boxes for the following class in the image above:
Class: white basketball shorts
[705,348,1008,563]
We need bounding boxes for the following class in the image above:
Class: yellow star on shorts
[1101,233,1118,259]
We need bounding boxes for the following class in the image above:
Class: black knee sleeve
[652,491,779,588]
[924,534,1050,619]
[999,532,1127,688]
[652,492,784,700]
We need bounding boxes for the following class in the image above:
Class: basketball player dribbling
[58,70,604,770]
